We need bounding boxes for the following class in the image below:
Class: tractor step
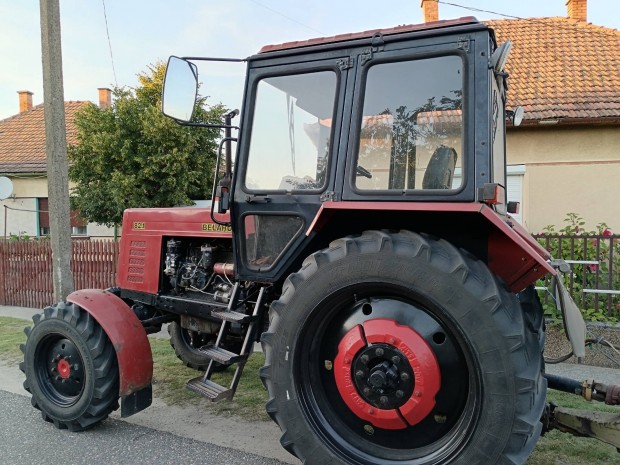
[186,285,266,403]
[211,309,256,324]
[186,376,233,402]
[199,346,245,365]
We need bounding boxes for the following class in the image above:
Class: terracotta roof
[0,101,89,173]
[488,17,620,125]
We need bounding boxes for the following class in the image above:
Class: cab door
[231,54,351,282]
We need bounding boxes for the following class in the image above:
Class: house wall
[507,125,620,233]
[1,176,116,239]
[0,197,38,238]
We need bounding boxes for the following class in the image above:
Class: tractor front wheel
[260,230,545,464]
[20,302,119,431]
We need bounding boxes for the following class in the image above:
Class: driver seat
[422,146,458,190]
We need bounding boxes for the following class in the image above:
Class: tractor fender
[66,289,153,401]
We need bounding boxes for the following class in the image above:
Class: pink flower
[603,228,613,236]
[589,264,598,272]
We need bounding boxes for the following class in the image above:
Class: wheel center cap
[57,359,71,379]
[353,344,414,409]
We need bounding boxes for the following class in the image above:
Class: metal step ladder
[186,284,265,402]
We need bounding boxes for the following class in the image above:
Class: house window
[37,197,88,236]
[38,198,49,236]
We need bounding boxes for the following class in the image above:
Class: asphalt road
[0,390,289,465]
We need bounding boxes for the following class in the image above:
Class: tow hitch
[545,374,620,449]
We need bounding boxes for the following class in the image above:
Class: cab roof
[259,17,482,54]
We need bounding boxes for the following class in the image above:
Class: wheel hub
[352,344,414,409]
[334,318,441,430]
[40,337,84,401]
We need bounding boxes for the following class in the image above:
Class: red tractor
[20,16,619,464]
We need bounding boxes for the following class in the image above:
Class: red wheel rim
[334,318,441,430]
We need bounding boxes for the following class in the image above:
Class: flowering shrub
[535,213,620,323]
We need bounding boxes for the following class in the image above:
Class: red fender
[66,289,153,415]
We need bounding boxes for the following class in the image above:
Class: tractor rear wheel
[260,230,545,465]
[20,302,119,431]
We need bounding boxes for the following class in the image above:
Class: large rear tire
[260,230,545,464]
[20,302,120,431]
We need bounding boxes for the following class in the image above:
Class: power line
[246,0,326,36]
[435,0,620,38]
[437,1,521,20]
[101,0,118,87]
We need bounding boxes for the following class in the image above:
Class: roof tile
[0,101,89,173]
[488,17,620,123]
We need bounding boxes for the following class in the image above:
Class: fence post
[0,240,6,305]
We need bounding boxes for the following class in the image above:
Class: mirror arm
[181,56,245,63]
[173,120,240,129]
[211,136,238,225]
[224,110,240,182]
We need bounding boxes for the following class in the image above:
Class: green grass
[149,336,269,421]
[0,317,29,363]
[2,316,619,459]
[526,390,620,464]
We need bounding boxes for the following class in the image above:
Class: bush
[536,213,620,323]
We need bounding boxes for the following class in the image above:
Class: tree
[68,62,226,227]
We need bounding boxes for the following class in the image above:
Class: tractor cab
[163,17,527,285]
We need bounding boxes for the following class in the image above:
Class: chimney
[566,0,587,22]
[421,0,439,23]
[98,87,112,108]
[17,90,33,113]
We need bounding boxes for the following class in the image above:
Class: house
[0,88,114,238]
[422,0,620,232]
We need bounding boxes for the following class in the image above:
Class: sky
[1,0,619,120]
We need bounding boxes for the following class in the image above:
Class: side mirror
[491,41,512,73]
[162,56,199,122]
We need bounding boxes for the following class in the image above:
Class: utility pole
[40,0,74,301]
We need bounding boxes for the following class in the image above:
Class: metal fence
[0,239,118,309]
[533,233,620,318]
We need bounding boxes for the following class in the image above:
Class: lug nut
[395,390,404,398]
[392,356,401,365]
[375,348,384,357]
[400,372,409,382]
[379,396,389,406]
[356,370,365,378]
[363,387,371,396]
[360,354,369,364]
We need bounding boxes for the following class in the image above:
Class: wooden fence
[0,239,118,309]
[0,233,618,317]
